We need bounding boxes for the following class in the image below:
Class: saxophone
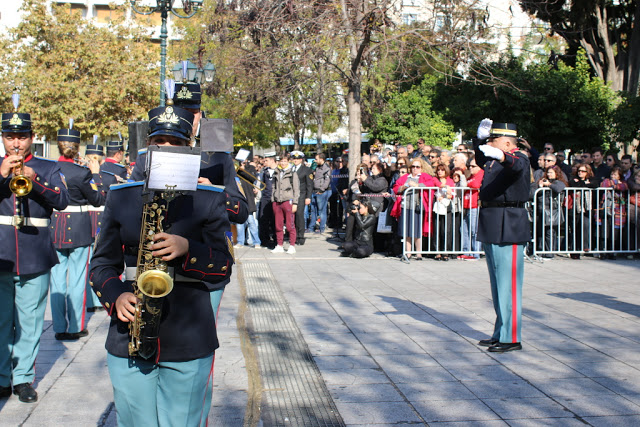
[128,190,176,359]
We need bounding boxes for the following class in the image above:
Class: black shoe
[297,239,305,246]
[478,338,499,347]
[55,329,88,341]
[13,383,37,403]
[55,332,73,340]
[87,306,105,313]
[488,342,522,353]
[69,329,89,339]
[0,385,11,399]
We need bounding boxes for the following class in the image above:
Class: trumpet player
[89,104,234,426]
[0,108,69,403]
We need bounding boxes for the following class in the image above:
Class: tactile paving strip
[242,262,345,427]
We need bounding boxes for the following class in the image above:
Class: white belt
[0,215,50,228]
[124,266,200,283]
[57,205,90,213]
[87,206,104,212]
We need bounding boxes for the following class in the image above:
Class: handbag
[376,211,392,233]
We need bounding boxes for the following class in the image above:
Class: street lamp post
[129,0,204,106]
[171,60,216,84]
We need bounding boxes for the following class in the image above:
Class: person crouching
[341,199,376,258]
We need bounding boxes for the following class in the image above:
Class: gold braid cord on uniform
[128,191,175,360]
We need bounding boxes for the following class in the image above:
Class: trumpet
[236,163,265,191]
[10,148,32,197]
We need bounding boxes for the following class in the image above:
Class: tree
[0,0,157,142]
[519,0,640,96]
[179,0,494,179]
[433,53,619,153]
[371,75,456,147]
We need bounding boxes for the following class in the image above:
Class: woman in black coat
[341,199,376,258]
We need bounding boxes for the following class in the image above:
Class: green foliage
[0,0,157,141]
[612,94,640,146]
[433,52,619,152]
[371,76,456,147]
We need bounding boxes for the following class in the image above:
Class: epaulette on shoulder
[34,156,56,163]
[137,148,148,155]
[111,181,144,190]
[101,170,116,176]
[197,183,224,193]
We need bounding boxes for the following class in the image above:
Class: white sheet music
[147,151,200,192]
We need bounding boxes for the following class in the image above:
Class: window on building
[52,2,87,18]
[95,5,124,23]
[32,139,47,158]
[402,13,418,25]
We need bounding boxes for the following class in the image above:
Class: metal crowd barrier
[396,186,639,261]
[532,187,639,257]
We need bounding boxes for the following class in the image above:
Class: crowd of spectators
[234,141,640,260]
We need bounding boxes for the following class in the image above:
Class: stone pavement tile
[543,349,616,364]
[418,339,485,354]
[462,380,545,399]
[574,335,640,350]
[62,359,109,377]
[447,365,521,382]
[430,351,500,368]
[528,377,616,398]
[359,336,426,355]
[583,415,640,426]
[305,333,369,357]
[481,397,573,419]
[328,383,405,403]
[598,346,640,362]
[374,353,440,368]
[395,380,477,401]
[566,361,640,379]
[505,417,594,426]
[555,394,640,417]
[592,376,640,396]
[320,368,390,385]
[525,338,593,352]
[385,365,457,383]
[333,400,423,425]
[314,355,380,370]
[429,421,509,426]
[412,398,500,422]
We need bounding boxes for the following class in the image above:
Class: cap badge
[9,114,22,126]
[157,106,179,124]
[176,86,193,100]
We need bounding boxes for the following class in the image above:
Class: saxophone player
[0,103,69,403]
[89,104,234,426]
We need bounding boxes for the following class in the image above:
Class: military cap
[106,140,124,151]
[148,105,194,142]
[489,122,518,138]
[86,144,105,156]
[173,82,201,110]
[290,150,305,160]
[57,128,81,144]
[2,113,32,133]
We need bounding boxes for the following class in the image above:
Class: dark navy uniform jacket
[88,182,234,362]
[0,154,69,275]
[100,158,127,181]
[474,140,531,245]
[295,164,314,204]
[50,158,105,249]
[132,150,249,225]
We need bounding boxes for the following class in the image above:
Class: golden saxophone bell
[137,270,174,298]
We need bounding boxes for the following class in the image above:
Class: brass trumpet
[9,148,32,197]
[236,163,265,191]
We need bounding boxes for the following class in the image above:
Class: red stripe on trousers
[511,244,518,342]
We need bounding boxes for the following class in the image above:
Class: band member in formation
[101,139,127,181]
[84,142,110,311]
[290,150,313,245]
[89,104,234,426]
[49,127,105,340]
[0,100,69,403]
[474,120,530,353]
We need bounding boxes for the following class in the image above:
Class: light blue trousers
[483,243,524,343]
[107,353,215,427]
[50,246,90,333]
[0,271,49,386]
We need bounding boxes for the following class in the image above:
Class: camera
[359,167,364,175]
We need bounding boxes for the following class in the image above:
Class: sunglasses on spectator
[411,165,421,169]
[578,169,587,172]
[544,147,553,151]
[544,159,554,162]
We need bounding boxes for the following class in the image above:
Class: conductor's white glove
[479,144,505,162]
[477,118,493,140]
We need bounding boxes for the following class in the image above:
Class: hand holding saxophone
[115,292,138,323]
[150,232,189,261]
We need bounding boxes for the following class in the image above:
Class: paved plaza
[1,233,640,426]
